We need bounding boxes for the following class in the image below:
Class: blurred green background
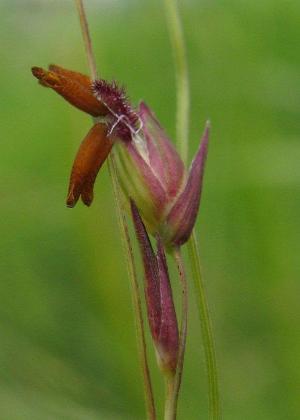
[1,0,300,418]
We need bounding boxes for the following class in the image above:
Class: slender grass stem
[164,1,221,418]
[163,0,190,164]
[164,247,188,420]
[164,374,176,420]
[187,233,220,419]
[75,0,98,81]
[74,1,156,418]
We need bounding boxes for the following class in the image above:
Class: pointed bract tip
[200,120,210,150]
[164,122,210,246]
[198,121,210,159]
[138,100,150,115]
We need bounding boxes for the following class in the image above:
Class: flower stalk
[164,374,176,420]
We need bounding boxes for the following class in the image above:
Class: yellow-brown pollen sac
[31,64,108,117]
[66,123,113,208]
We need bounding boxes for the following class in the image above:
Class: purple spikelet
[130,199,179,373]
[93,79,139,141]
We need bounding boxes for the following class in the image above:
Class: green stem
[75,1,156,418]
[164,1,221,418]
[75,0,98,80]
[188,232,220,419]
[164,247,188,420]
[164,374,176,420]
[163,0,190,165]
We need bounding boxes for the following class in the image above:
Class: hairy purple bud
[93,79,140,141]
